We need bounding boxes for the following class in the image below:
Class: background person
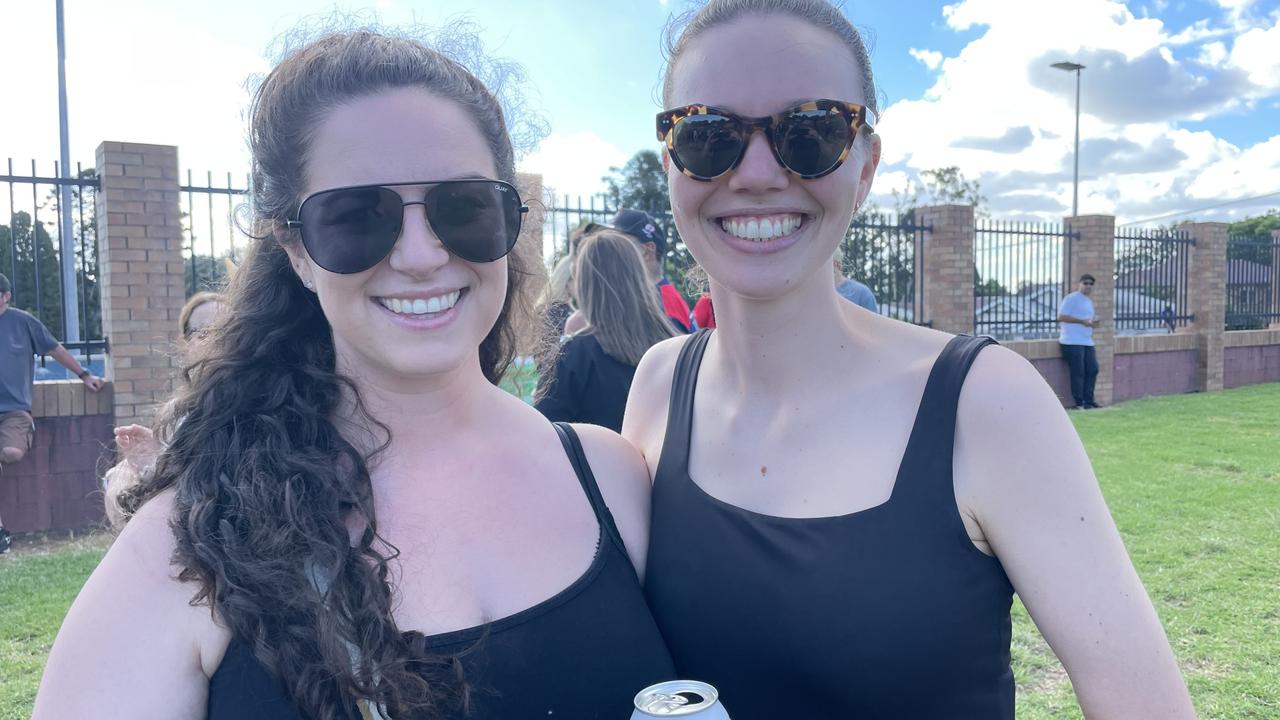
[102,291,226,529]
[1057,273,1100,409]
[536,231,677,431]
[623,1,1194,717]
[0,272,104,554]
[833,251,878,312]
[613,208,692,333]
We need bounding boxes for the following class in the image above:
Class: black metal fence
[181,170,252,297]
[842,214,926,324]
[973,220,1076,340]
[1226,233,1278,330]
[1113,228,1195,334]
[1,158,108,372]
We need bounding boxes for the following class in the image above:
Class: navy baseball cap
[613,209,667,257]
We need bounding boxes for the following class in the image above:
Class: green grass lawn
[3,384,1277,719]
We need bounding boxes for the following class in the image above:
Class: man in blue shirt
[0,273,103,552]
[833,255,879,313]
[1057,273,1100,410]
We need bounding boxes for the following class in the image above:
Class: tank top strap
[656,329,714,480]
[553,422,627,555]
[892,334,998,508]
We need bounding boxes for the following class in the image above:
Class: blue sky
[2,0,1278,228]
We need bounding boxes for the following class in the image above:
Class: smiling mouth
[373,289,465,317]
[718,213,806,241]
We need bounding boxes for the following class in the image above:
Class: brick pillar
[95,142,183,427]
[916,204,975,334]
[1183,221,1228,391]
[1064,215,1116,406]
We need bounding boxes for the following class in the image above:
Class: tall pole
[1072,67,1081,219]
[56,0,80,343]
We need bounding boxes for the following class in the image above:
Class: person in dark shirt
[536,230,677,431]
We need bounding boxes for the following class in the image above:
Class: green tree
[0,210,66,337]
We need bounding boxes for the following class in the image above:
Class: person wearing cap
[613,208,692,333]
[0,272,104,553]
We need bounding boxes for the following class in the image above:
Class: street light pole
[56,0,80,343]
[1051,61,1085,218]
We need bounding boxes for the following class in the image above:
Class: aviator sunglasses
[656,99,877,181]
[287,179,528,274]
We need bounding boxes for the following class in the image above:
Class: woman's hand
[114,424,160,470]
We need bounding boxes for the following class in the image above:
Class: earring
[303,279,315,290]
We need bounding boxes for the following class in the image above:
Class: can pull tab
[640,692,692,714]
[641,692,709,715]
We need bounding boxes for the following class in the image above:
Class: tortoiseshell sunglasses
[656,99,877,181]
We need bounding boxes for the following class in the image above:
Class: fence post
[95,142,183,427]
[1064,215,1116,407]
[916,204,974,334]
[1182,221,1228,391]
[1272,229,1280,330]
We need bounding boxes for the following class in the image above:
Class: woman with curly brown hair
[35,26,673,720]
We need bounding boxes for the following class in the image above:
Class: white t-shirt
[1058,291,1095,346]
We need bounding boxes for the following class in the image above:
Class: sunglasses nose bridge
[387,199,450,273]
[727,123,791,189]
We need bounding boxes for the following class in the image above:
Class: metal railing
[1113,228,1195,334]
[181,170,252,297]
[1,158,103,345]
[842,214,928,324]
[974,220,1076,340]
[1226,233,1279,330]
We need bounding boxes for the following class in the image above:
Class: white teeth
[721,214,803,241]
[378,291,461,316]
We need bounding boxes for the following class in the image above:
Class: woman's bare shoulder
[33,488,230,717]
[622,334,694,445]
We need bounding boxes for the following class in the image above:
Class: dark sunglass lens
[672,114,745,179]
[425,181,522,262]
[775,108,852,177]
[301,186,402,273]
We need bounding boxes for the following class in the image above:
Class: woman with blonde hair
[537,230,676,432]
[103,291,227,528]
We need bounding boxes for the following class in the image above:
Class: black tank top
[645,331,1015,720]
[208,423,675,719]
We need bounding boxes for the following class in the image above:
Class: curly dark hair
[117,26,536,719]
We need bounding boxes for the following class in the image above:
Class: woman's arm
[954,346,1195,719]
[34,490,226,719]
[571,423,657,583]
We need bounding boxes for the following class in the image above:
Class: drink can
[631,680,731,719]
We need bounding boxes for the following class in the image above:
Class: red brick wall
[0,414,111,533]
[1113,350,1199,402]
[1223,345,1280,389]
[1027,357,1074,407]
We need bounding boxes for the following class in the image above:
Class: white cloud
[1198,41,1229,66]
[1228,20,1280,89]
[909,48,944,70]
[518,131,630,202]
[878,0,1280,225]
[1167,18,1234,45]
